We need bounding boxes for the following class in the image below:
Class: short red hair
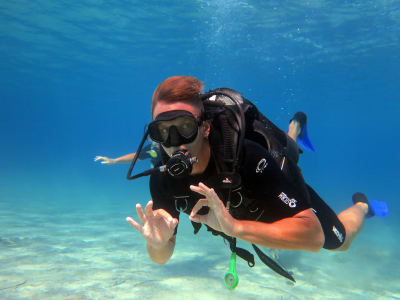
[151,76,204,114]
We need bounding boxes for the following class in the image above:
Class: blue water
[1,1,399,299]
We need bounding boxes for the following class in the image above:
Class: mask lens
[176,116,197,138]
[148,122,167,143]
[156,123,170,141]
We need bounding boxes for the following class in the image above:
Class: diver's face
[152,101,210,170]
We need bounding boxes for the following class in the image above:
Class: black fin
[252,244,295,282]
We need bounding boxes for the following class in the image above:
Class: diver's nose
[168,126,181,147]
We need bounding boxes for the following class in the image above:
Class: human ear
[203,121,211,138]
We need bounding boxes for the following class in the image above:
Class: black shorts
[307,185,346,250]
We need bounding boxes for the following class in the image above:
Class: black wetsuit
[150,139,345,250]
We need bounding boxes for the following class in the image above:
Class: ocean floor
[0,199,399,300]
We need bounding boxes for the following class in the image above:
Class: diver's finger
[206,188,219,203]
[198,182,211,189]
[190,182,214,196]
[189,213,206,224]
[190,198,209,217]
[190,184,207,197]
[126,216,143,233]
[94,156,103,161]
[190,185,218,208]
[170,218,178,230]
[136,203,146,224]
[198,182,216,198]
[144,201,155,220]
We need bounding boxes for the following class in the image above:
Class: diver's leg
[333,202,368,251]
[288,119,301,142]
[307,185,347,251]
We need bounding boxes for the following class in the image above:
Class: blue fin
[352,193,388,218]
[369,200,389,218]
[298,124,315,152]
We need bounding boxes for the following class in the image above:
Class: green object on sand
[224,252,239,290]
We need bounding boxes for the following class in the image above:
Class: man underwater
[124,75,387,270]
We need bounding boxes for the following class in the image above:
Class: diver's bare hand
[94,156,115,164]
[189,182,237,236]
[126,201,178,249]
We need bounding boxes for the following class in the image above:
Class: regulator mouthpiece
[166,150,197,178]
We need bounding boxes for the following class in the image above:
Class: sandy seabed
[0,200,399,300]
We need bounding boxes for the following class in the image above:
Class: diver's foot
[291,112,307,131]
[288,112,307,141]
[288,120,301,141]
[352,192,374,218]
[289,111,315,152]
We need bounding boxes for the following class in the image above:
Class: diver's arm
[113,153,136,163]
[190,183,324,252]
[233,208,324,252]
[94,153,136,164]
[147,235,176,264]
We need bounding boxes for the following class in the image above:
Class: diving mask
[148,110,203,147]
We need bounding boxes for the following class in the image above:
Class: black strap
[252,244,295,282]
[204,225,295,282]
[205,226,255,267]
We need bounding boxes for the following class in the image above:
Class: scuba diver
[94,138,161,168]
[122,76,388,287]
